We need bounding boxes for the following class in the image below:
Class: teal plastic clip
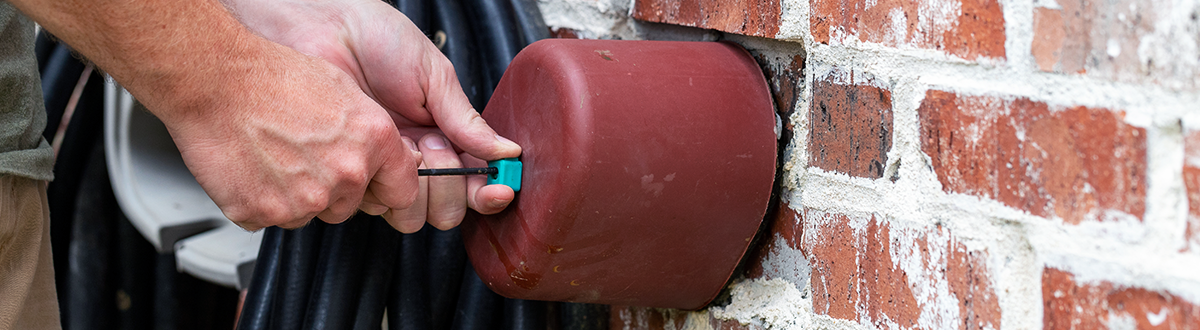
[487,158,522,192]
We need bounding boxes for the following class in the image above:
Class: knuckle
[363,117,394,136]
[222,205,254,225]
[297,189,329,216]
[246,205,293,229]
[339,161,371,189]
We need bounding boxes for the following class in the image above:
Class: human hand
[10,0,514,231]
[156,41,428,231]
[221,0,522,231]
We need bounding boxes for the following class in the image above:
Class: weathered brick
[801,209,1001,329]
[610,306,751,330]
[1032,1,1200,89]
[632,0,781,38]
[1184,131,1200,252]
[550,27,579,39]
[764,54,805,117]
[1043,268,1200,329]
[918,90,1147,224]
[745,204,803,281]
[810,0,1005,60]
[810,73,893,179]
[1032,1,1153,75]
[806,212,919,325]
[947,242,1000,329]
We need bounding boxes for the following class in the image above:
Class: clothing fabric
[0,175,60,330]
[0,2,62,329]
[0,1,53,181]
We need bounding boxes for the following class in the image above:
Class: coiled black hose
[271,222,326,329]
[301,216,371,330]
[387,227,430,330]
[235,226,284,330]
[38,43,85,140]
[507,0,550,47]
[63,139,118,329]
[504,298,546,330]
[431,0,486,110]
[114,213,156,330]
[52,72,108,330]
[34,31,56,74]
[351,218,401,330]
[462,0,522,103]
[392,0,429,33]
[425,226,467,330]
[449,263,503,330]
[43,48,97,314]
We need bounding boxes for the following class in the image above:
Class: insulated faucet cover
[462,39,777,310]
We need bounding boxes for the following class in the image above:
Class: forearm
[9,0,275,123]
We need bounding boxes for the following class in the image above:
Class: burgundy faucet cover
[462,39,777,310]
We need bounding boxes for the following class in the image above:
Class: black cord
[271,222,325,330]
[426,226,467,330]
[301,216,371,330]
[504,299,546,330]
[387,226,431,330]
[418,167,497,176]
[507,0,550,47]
[236,227,284,330]
[352,217,401,330]
[449,263,504,330]
[462,0,522,104]
[432,0,486,110]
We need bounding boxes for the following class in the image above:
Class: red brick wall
[539,0,1200,328]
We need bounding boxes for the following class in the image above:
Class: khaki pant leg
[0,175,61,330]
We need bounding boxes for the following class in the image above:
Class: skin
[9,0,520,232]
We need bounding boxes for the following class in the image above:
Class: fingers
[460,153,515,215]
[420,54,522,161]
[383,163,428,233]
[316,195,361,225]
[419,134,469,229]
[342,7,520,160]
[375,133,514,233]
[366,135,423,210]
[359,189,389,216]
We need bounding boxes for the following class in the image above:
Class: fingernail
[496,135,519,148]
[488,197,510,209]
[424,136,448,150]
[404,138,419,152]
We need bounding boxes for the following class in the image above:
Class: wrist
[119,18,281,127]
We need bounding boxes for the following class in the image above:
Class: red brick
[745,203,803,280]
[1043,268,1200,329]
[947,241,1002,329]
[810,0,1005,60]
[632,0,780,38]
[802,209,1001,329]
[765,54,805,117]
[610,306,751,330]
[550,27,579,39]
[1032,1,1156,76]
[810,72,893,179]
[805,211,919,326]
[1184,131,1200,252]
[918,90,1147,224]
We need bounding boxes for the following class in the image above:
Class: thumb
[423,54,521,160]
